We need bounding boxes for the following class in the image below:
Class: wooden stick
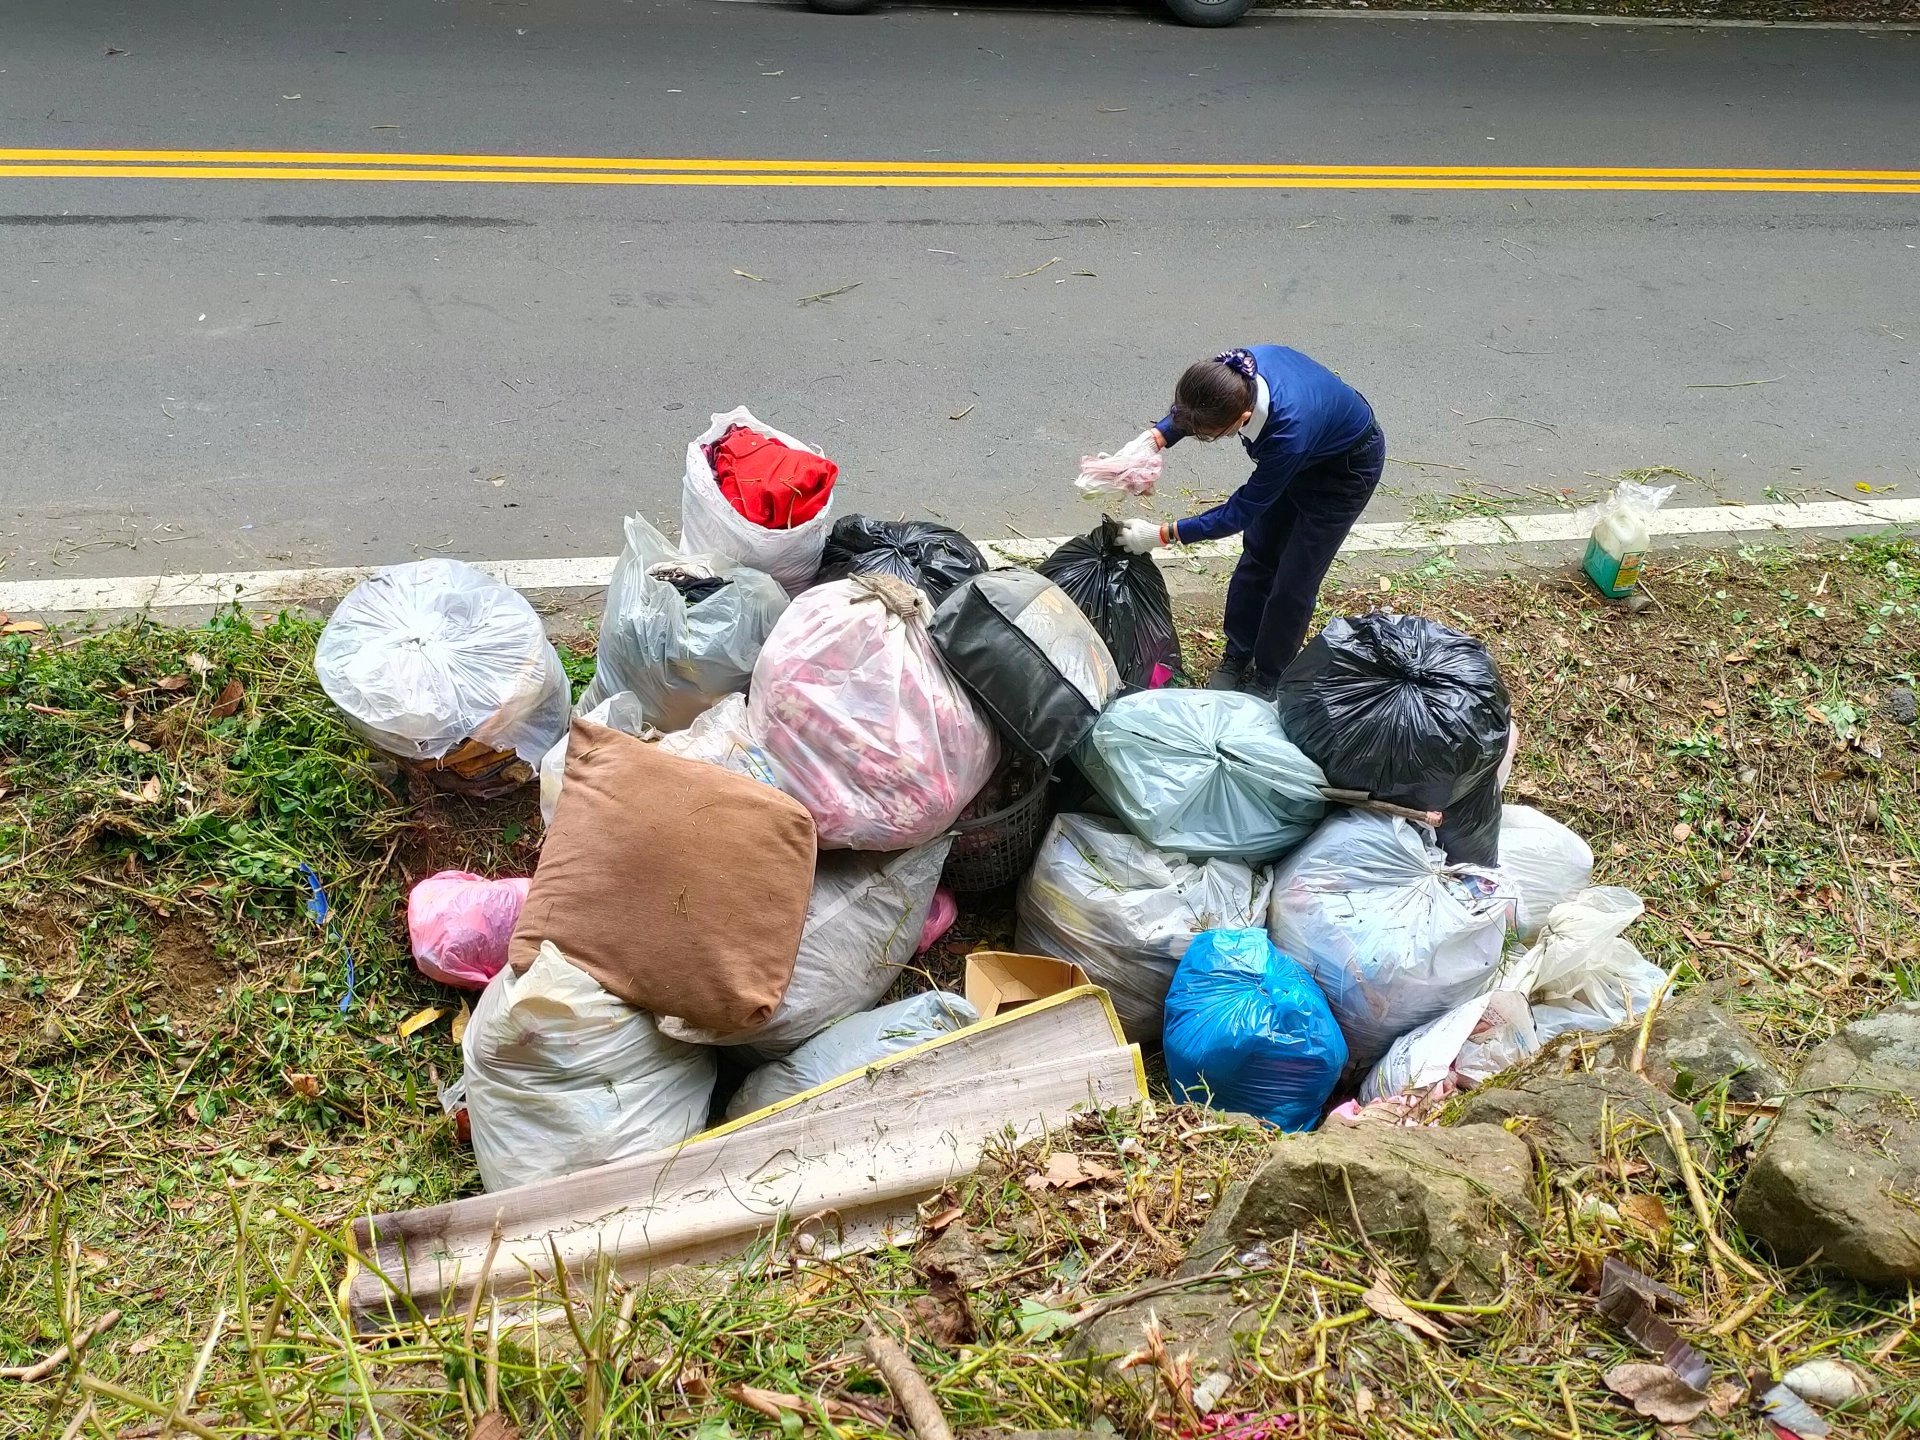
[0,1308,122,1382]
[1318,788,1444,829]
[1664,1111,1767,1286]
[160,1308,225,1440]
[1629,977,1672,1081]
[862,1325,954,1440]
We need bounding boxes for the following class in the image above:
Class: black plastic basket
[942,754,1053,893]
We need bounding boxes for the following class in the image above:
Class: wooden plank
[349,988,1143,1327]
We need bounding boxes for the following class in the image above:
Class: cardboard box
[965,951,1091,1019]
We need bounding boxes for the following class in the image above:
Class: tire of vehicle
[1163,0,1252,24]
[807,0,879,12]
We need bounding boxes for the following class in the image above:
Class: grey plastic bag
[581,513,790,732]
[726,991,977,1119]
[1016,812,1273,1044]
[1075,690,1328,864]
[660,836,952,1057]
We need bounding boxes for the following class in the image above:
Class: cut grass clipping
[3,534,1918,1436]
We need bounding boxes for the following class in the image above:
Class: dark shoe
[1239,669,1280,702]
[1205,660,1245,692]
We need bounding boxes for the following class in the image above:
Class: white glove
[1116,518,1166,555]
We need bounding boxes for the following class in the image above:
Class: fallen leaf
[910,1261,977,1346]
[154,674,189,692]
[468,1413,520,1440]
[185,652,214,675]
[127,739,152,754]
[1360,1278,1449,1343]
[1025,1152,1119,1191]
[922,1203,963,1232]
[450,1002,471,1045]
[1707,1381,1747,1419]
[1604,1362,1709,1423]
[1723,650,1749,663]
[286,1072,321,1100]
[139,776,162,803]
[1619,1193,1672,1234]
[1353,1382,1375,1419]
[723,1385,870,1423]
[1671,822,1693,842]
[2,619,47,635]
[128,1333,162,1356]
[105,45,128,56]
[78,1247,112,1272]
[210,678,245,719]
[1781,1358,1867,1407]
[1856,481,1876,493]
[398,1006,445,1038]
[487,474,508,487]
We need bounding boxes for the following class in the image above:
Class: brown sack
[509,717,816,1032]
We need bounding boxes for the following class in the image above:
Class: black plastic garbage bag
[1038,517,1183,690]
[1275,613,1511,866]
[815,515,986,605]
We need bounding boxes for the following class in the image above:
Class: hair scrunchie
[1212,349,1257,383]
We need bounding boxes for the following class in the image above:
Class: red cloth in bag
[710,425,838,530]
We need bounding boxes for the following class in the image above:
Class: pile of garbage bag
[314,407,1668,1194]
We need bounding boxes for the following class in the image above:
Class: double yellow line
[3,147,1918,191]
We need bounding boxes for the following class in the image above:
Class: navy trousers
[1221,423,1385,677]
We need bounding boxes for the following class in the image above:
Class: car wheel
[807,0,878,12]
[1163,0,1252,25]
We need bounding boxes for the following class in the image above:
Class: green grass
[4,536,1919,1436]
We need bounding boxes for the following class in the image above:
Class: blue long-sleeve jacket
[1155,345,1375,545]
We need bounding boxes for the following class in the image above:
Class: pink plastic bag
[916,886,959,955]
[1076,431,1163,498]
[749,576,1000,850]
[408,871,531,989]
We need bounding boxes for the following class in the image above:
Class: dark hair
[1169,360,1255,436]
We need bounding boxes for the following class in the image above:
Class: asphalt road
[2,0,1916,583]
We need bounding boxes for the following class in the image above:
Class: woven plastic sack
[1162,928,1347,1132]
[459,941,715,1191]
[1276,613,1511,866]
[408,870,531,990]
[1016,813,1272,1044]
[726,991,977,1119]
[1500,804,1594,940]
[932,570,1122,766]
[816,515,986,605]
[660,837,952,1057]
[538,691,650,826]
[315,557,569,766]
[681,406,836,594]
[579,513,789,731]
[749,575,1000,850]
[1075,690,1327,864]
[1039,518,1183,689]
[1268,810,1518,1071]
[1358,989,1537,1103]
[1509,887,1668,1044]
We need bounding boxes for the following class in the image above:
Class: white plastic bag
[1017,812,1273,1044]
[1075,690,1328,863]
[1358,989,1537,1103]
[315,557,570,765]
[1499,804,1594,940]
[656,692,780,787]
[659,837,952,1056]
[725,991,977,1119]
[750,576,1000,850]
[681,406,836,594]
[1076,430,1163,498]
[460,942,716,1191]
[538,691,652,826]
[580,513,790,731]
[1509,887,1669,1043]
[1268,811,1518,1071]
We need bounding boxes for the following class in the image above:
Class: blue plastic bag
[1162,928,1347,1132]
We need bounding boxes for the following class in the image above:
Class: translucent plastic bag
[460,942,716,1191]
[660,837,951,1056]
[1162,928,1347,1132]
[1016,812,1273,1043]
[580,513,790,732]
[1075,690,1327,864]
[726,991,977,1119]
[1499,804,1594,940]
[1276,613,1511,866]
[1039,518,1183,690]
[656,692,780,788]
[315,557,570,765]
[1076,431,1163,498]
[816,515,986,605]
[749,575,1000,850]
[1509,887,1669,1043]
[408,871,531,990]
[1358,989,1537,1104]
[1268,811,1518,1071]
[539,691,651,826]
[932,570,1122,766]
[681,406,836,594]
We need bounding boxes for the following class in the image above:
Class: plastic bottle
[1582,481,1674,599]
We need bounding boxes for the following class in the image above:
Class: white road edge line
[1,498,1915,617]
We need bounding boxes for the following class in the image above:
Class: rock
[1734,1002,1920,1285]
[1592,987,1790,1104]
[1180,1118,1536,1303]
[1074,1285,1259,1385]
[1884,685,1916,726]
[1456,1067,1704,1181]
